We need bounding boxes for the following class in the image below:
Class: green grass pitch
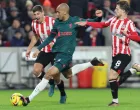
[0,89,139,110]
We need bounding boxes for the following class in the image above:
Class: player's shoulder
[71,16,79,20]
[110,16,117,20]
[45,16,53,19]
[70,16,81,22]
[45,16,55,20]
[31,19,38,26]
[127,18,134,24]
[32,19,37,23]
[55,18,59,21]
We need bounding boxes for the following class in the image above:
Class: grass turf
[0,88,139,110]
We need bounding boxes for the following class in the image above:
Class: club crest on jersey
[121,25,126,29]
[69,23,72,28]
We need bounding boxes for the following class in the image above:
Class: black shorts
[111,54,131,74]
[35,51,55,68]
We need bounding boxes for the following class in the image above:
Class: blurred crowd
[0,0,140,47]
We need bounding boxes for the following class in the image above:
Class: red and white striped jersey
[87,16,137,57]
[105,16,137,56]
[86,17,139,56]
[31,16,55,53]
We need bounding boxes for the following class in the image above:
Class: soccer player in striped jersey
[76,1,140,106]
[26,5,67,103]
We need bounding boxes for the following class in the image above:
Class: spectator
[83,29,105,46]
[90,29,97,46]
[0,2,9,29]
[10,30,24,46]
[6,0,17,16]
[21,0,34,25]
[43,0,55,17]
[6,7,20,25]
[0,0,6,9]
[24,24,31,34]
[5,19,25,41]
[0,2,7,20]
[103,0,114,19]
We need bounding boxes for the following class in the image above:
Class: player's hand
[49,42,54,48]
[121,30,128,36]
[95,10,103,17]
[75,21,87,26]
[32,49,40,58]
[26,49,31,58]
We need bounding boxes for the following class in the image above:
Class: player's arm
[127,33,140,42]
[75,16,114,28]
[26,34,39,57]
[75,21,109,28]
[37,22,58,51]
[122,22,140,42]
[27,35,38,50]
[26,21,40,57]
[37,33,56,51]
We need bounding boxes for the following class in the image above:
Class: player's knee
[44,70,54,79]
[33,68,42,77]
[45,72,53,80]
[109,69,118,80]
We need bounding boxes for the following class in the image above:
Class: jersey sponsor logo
[63,64,66,68]
[112,33,123,38]
[60,32,72,36]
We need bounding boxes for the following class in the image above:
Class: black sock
[57,80,66,96]
[109,80,118,99]
[38,71,45,80]
[118,70,132,86]
[48,79,55,85]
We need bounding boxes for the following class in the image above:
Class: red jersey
[32,16,55,53]
[87,16,138,57]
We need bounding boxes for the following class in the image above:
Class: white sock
[112,98,118,103]
[71,62,92,76]
[129,68,137,74]
[29,78,49,101]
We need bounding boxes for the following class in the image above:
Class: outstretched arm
[86,22,109,28]
[75,16,115,28]
[75,21,109,28]
[74,10,103,26]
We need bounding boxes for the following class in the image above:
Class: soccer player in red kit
[26,5,67,103]
[76,1,140,106]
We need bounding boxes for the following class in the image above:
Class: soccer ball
[10,93,23,106]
